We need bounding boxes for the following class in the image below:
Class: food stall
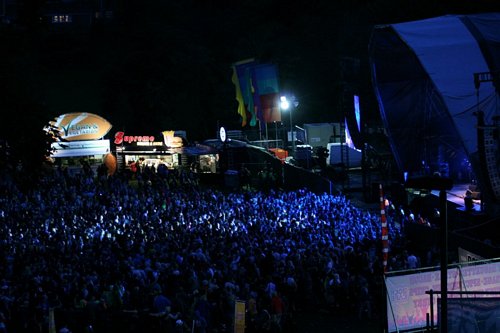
[113,130,218,173]
[47,112,116,175]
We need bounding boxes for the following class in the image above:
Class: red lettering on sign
[114,132,155,145]
[114,131,124,144]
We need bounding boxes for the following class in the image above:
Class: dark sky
[1,0,499,155]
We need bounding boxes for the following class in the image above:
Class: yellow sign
[234,300,246,333]
[162,130,184,148]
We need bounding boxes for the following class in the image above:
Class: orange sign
[49,113,112,141]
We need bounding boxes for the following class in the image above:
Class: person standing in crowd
[464,190,474,212]
[406,251,419,270]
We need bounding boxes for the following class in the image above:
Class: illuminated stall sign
[51,140,110,158]
[114,132,162,146]
[114,131,185,148]
[48,113,112,141]
[162,130,184,148]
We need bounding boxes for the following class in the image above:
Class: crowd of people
[0,161,426,333]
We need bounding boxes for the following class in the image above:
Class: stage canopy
[369,13,500,180]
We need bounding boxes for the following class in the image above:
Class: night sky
[1,0,499,167]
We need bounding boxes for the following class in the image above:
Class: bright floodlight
[280,96,290,110]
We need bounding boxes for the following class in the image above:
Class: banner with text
[386,260,500,332]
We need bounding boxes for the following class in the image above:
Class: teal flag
[252,63,281,125]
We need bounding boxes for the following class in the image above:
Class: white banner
[386,261,500,332]
[50,140,110,158]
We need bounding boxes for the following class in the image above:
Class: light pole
[280,95,297,157]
